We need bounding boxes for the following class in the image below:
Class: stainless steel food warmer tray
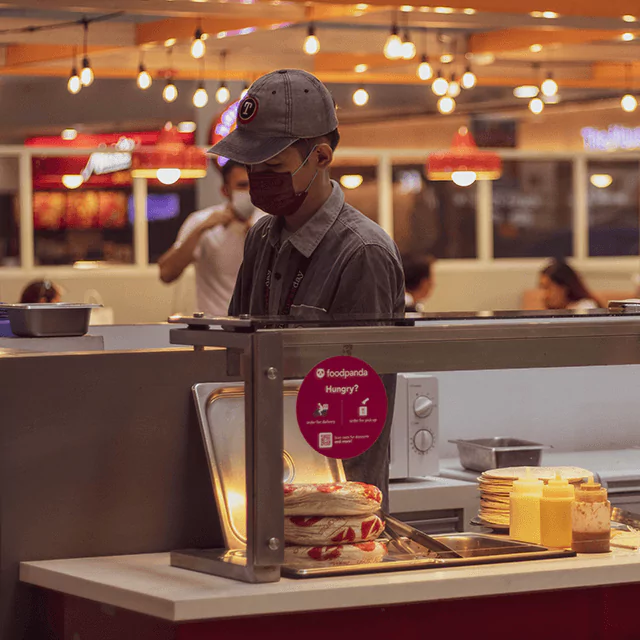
[449,437,550,472]
[0,303,100,337]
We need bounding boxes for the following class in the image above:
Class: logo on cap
[238,96,259,124]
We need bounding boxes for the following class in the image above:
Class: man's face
[222,165,250,199]
[250,143,328,194]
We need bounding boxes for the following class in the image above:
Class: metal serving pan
[449,437,550,472]
[0,303,100,338]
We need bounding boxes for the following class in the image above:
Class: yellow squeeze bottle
[540,472,575,548]
[509,467,544,544]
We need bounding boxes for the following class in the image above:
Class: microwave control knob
[414,396,434,418]
[413,429,434,453]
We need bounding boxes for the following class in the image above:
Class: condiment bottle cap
[512,467,544,494]
[543,472,575,499]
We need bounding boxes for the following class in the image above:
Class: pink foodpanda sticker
[296,356,388,459]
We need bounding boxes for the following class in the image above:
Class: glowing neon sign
[581,125,640,151]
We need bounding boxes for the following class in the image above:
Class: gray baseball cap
[209,69,339,165]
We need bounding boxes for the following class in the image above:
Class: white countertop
[20,548,640,623]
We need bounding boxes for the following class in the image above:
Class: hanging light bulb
[137,63,152,90]
[417,55,433,81]
[461,67,477,89]
[80,20,93,87]
[68,66,81,94]
[193,83,209,108]
[384,24,403,60]
[621,93,638,112]
[156,168,181,185]
[303,24,320,55]
[541,73,558,97]
[451,171,477,187]
[447,76,461,97]
[437,96,455,114]
[432,73,449,96]
[216,83,230,104]
[529,97,544,114]
[80,57,94,87]
[353,87,369,106]
[191,27,206,59]
[163,79,178,103]
[401,30,416,60]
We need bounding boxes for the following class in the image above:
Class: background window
[588,161,639,257]
[493,160,573,258]
[392,163,477,259]
[0,157,20,266]
[331,163,378,222]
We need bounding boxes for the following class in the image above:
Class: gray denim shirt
[229,181,404,507]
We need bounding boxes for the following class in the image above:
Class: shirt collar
[265,181,344,259]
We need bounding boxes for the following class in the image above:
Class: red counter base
[45,583,640,640]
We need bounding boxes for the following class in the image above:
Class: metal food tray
[449,437,550,472]
[0,303,100,338]
[191,382,345,550]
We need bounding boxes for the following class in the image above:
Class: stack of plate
[478,466,593,529]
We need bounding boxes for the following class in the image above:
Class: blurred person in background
[540,259,601,310]
[158,160,263,317]
[402,254,435,312]
[20,279,61,304]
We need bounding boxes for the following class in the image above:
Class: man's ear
[316,143,333,169]
[221,184,230,198]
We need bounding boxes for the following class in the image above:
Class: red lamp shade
[427,127,502,181]
[131,122,207,180]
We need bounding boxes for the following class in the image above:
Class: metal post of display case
[170,325,284,583]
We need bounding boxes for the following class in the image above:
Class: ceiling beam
[470,28,632,54]
[3,44,120,68]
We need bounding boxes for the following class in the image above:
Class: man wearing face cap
[210,69,404,505]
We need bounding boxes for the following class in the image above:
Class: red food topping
[331,527,356,544]
[289,516,323,527]
[308,546,342,561]
[283,485,296,496]
[316,484,343,494]
[355,541,376,552]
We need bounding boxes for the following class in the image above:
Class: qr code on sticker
[318,432,333,449]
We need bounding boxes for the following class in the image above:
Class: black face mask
[249,146,318,217]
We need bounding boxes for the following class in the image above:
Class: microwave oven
[390,373,439,479]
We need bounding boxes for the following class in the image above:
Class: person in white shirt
[158,161,262,316]
[539,258,602,310]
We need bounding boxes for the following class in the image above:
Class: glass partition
[392,163,477,259]
[587,160,640,257]
[331,162,378,222]
[493,160,573,258]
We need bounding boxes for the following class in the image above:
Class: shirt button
[274,273,282,280]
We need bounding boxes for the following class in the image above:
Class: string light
[384,24,403,60]
[355,64,368,73]
[437,96,455,114]
[216,83,230,104]
[191,26,206,59]
[621,94,638,112]
[401,30,416,60]
[541,73,558,97]
[432,73,449,96]
[461,66,477,89]
[417,55,433,80]
[353,87,369,106]
[216,51,230,104]
[80,19,94,87]
[303,24,320,55]
[451,171,476,187]
[447,76,461,97]
[622,32,635,41]
[163,79,178,103]
[193,83,209,108]
[137,54,152,90]
[67,50,81,95]
[529,97,544,114]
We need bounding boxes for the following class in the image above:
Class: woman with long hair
[540,259,601,310]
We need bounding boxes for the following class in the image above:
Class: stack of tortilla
[478,466,593,529]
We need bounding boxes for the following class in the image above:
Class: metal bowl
[449,437,550,472]
[0,303,100,338]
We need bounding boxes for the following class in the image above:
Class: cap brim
[208,128,298,165]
